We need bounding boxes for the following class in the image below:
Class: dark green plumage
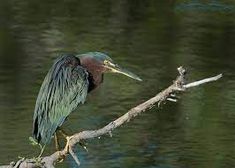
[32,52,142,145]
[33,54,89,144]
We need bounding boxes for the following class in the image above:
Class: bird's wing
[33,55,89,144]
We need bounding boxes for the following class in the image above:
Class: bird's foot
[56,136,71,163]
[64,135,74,153]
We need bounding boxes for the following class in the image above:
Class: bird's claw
[65,135,75,153]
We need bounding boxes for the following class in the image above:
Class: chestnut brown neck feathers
[79,56,105,92]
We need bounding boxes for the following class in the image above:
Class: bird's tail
[33,117,60,144]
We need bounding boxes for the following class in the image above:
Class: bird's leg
[29,137,46,159]
[37,144,45,159]
[58,129,69,139]
[54,132,60,151]
[54,130,70,162]
[58,128,88,152]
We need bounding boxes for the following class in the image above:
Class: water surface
[0,0,235,167]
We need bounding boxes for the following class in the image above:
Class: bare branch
[0,67,222,168]
[69,147,80,167]
[183,74,222,88]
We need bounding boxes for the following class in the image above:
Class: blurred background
[0,0,235,167]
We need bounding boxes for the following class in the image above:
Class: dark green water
[0,0,235,167]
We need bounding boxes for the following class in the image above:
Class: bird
[32,52,142,152]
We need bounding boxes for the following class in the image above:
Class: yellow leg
[58,129,69,139]
[37,144,45,159]
[54,131,67,162]
[54,132,60,151]
[58,128,87,152]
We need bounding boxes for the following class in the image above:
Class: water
[0,0,235,167]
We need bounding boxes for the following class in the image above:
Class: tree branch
[184,74,222,88]
[0,66,222,168]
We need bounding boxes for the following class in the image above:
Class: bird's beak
[104,63,142,81]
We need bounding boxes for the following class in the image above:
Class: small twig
[69,147,80,167]
[167,98,177,102]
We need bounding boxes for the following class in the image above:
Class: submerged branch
[0,66,222,168]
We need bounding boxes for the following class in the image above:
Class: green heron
[32,52,141,154]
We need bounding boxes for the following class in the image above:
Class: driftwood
[0,66,222,168]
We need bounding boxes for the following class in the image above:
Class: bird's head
[79,52,142,81]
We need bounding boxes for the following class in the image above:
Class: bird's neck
[88,72,103,92]
[79,57,104,92]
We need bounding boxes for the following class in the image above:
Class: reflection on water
[0,0,235,167]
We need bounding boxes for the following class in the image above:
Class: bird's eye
[104,60,115,67]
[104,60,109,65]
